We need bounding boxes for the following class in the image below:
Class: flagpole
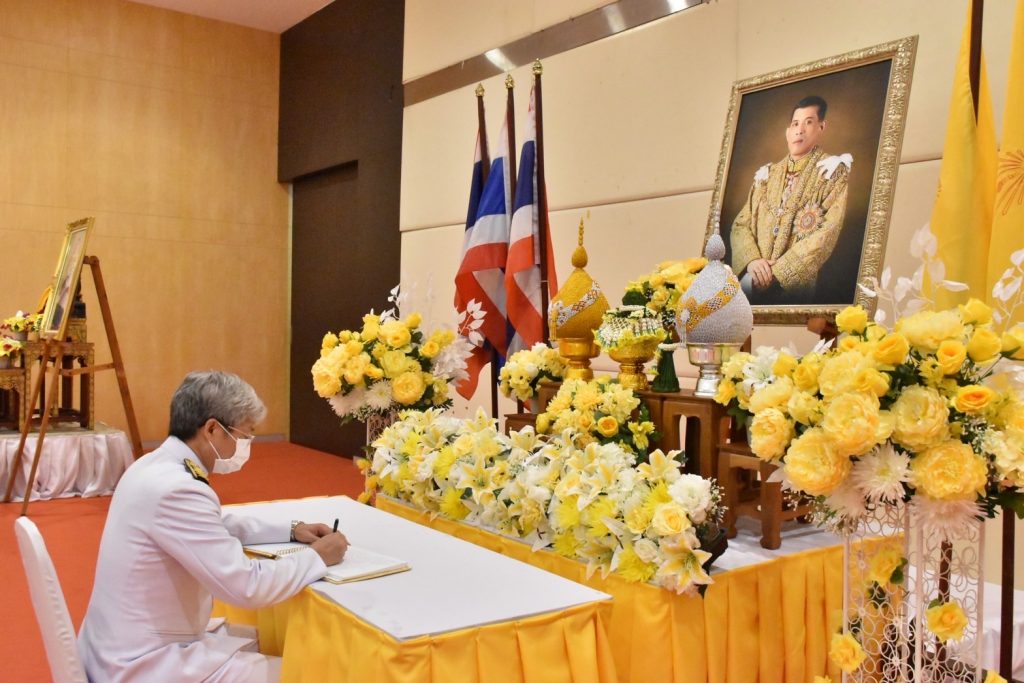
[476,84,490,187]
[478,81,499,418]
[967,0,1014,677]
[487,74,518,420]
[533,59,551,345]
[972,0,1015,675]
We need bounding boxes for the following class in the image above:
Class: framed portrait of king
[40,217,94,339]
[706,37,917,324]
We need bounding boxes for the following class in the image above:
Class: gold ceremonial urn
[607,338,660,391]
[557,337,600,380]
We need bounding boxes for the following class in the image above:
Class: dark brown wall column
[280,1,404,456]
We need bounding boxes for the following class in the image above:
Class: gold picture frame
[40,217,94,339]
[706,37,917,325]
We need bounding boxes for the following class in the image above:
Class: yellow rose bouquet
[364,407,723,594]
[534,377,661,460]
[311,304,472,423]
[624,257,707,328]
[717,296,1024,537]
[498,342,567,402]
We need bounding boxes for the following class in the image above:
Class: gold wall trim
[403,0,706,106]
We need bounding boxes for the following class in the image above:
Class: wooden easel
[2,256,142,515]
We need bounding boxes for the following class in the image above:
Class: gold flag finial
[505,73,515,89]
[571,217,588,268]
[532,59,543,75]
[475,83,484,97]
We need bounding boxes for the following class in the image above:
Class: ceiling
[129,0,335,34]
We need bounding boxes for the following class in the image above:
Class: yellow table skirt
[376,497,846,683]
[213,552,617,683]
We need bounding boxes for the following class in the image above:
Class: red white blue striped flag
[506,87,557,355]
[454,114,511,398]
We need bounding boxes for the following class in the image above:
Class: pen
[332,518,339,533]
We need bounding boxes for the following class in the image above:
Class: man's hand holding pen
[299,518,349,565]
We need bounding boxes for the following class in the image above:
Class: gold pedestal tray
[607,339,660,391]
[556,337,600,380]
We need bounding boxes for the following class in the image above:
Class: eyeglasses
[224,424,255,441]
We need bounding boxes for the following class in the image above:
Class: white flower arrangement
[363,408,723,595]
[498,342,567,402]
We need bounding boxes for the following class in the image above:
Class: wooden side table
[656,390,728,480]
[0,368,29,431]
[717,440,812,550]
[504,412,537,435]
[21,340,95,429]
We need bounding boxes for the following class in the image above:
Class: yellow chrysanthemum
[552,530,582,558]
[553,495,582,529]
[439,487,470,520]
[615,546,658,583]
[582,496,618,538]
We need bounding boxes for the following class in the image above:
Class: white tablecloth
[0,425,133,501]
[226,496,612,640]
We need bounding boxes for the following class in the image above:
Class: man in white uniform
[78,371,348,682]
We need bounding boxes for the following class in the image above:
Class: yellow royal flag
[988,0,1024,320]
[932,2,997,309]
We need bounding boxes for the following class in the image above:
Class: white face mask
[207,421,253,475]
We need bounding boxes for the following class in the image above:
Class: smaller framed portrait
[706,37,918,324]
[40,217,94,339]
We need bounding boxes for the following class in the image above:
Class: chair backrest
[14,517,88,683]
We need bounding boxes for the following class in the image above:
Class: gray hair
[169,371,267,440]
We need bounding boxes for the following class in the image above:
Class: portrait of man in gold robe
[729,96,852,305]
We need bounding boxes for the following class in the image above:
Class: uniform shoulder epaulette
[184,458,210,486]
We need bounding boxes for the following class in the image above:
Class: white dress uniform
[78,436,327,682]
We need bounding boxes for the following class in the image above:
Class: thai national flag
[454,117,511,398]
[505,87,557,355]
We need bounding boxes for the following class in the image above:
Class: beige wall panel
[67,0,184,67]
[735,0,1017,162]
[0,62,67,207]
[0,34,68,71]
[65,74,183,217]
[73,231,289,439]
[2,5,288,442]
[404,0,628,82]
[532,0,616,35]
[179,96,285,226]
[538,3,736,210]
[0,0,70,46]
[403,1,534,82]
[401,3,737,231]
[67,47,182,92]
[181,13,278,83]
[399,82,479,231]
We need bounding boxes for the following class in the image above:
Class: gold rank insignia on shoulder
[184,458,210,486]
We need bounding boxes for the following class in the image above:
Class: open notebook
[244,542,410,585]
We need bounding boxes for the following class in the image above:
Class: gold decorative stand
[3,256,142,516]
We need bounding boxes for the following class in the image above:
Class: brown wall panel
[281,0,405,455]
